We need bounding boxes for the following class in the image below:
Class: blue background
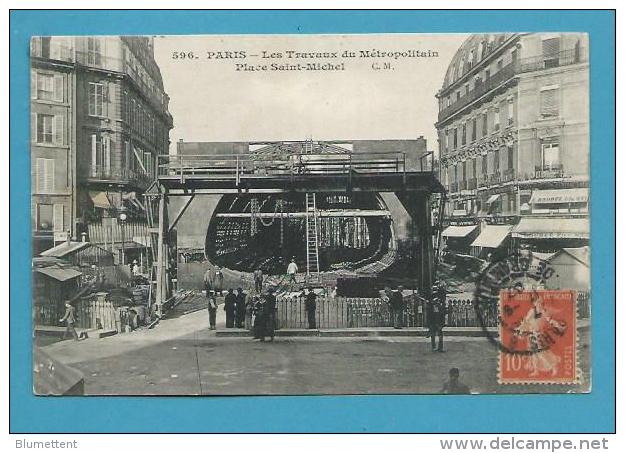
[10,10,615,433]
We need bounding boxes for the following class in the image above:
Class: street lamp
[118,208,128,266]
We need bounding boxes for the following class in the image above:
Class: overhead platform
[158,172,444,195]
[156,152,444,195]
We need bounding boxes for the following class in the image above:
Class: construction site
[163,139,442,302]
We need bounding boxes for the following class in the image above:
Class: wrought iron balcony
[534,164,564,179]
[502,168,516,182]
[86,165,154,189]
[438,47,586,124]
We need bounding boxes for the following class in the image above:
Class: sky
[154,34,468,152]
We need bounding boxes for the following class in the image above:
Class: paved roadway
[39,305,590,396]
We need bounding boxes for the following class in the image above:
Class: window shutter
[91,134,97,175]
[540,89,558,116]
[53,204,64,232]
[53,74,64,102]
[103,136,111,171]
[35,158,44,193]
[542,38,560,57]
[31,113,37,143]
[54,115,64,145]
[31,71,37,99]
[45,159,55,193]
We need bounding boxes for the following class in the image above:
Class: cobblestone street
[39,307,590,396]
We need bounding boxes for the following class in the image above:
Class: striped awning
[471,225,512,248]
[511,217,589,239]
[442,225,478,238]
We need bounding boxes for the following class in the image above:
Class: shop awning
[89,191,111,209]
[530,188,589,204]
[36,267,82,282]
[511,217,589,239]
[487,194,501,204]
[471,225,513,248]
[442,225,478,238]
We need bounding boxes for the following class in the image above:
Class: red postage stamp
[498,290,577,384]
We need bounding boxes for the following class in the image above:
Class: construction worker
[214,266,224,295]
[59,301,80,341]
[224,289,237,328]
[286,258,298,287]
[253,268,264,293]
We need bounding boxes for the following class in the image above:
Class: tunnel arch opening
[205,192,396,275]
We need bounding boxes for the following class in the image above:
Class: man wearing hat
[235,287,247,328]
[207,290,218,330]
[427,280,447,352]
[264,287,277,341]
[59,301,80,341]
[224,288,237,328]
[304,286,317,329]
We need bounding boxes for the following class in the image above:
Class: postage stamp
[498,290,577,384]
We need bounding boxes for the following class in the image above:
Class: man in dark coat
[235,288,247,328]
[391,286,405,329]
[304,287,317,329]
[207,290,218,330]
[224,289,237,328]
[253,297,266,341]
[264,287,277,341]
[427,281,447,352]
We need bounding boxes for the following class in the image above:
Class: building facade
[436,33,589,256]
[31,36,173,257]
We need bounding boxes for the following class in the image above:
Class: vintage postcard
[30,32,590,396]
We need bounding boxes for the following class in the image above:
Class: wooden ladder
[305,193,320,283]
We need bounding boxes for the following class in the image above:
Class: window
[464,83,470,96]
[541,142,560,169]
[36,114,54,143]
[88,82,105,116]
[461,161,467,183]
[472,158,477,177]
[540,88,559,117]
[37,204,53,231]
[35,158,54,193]
[122,91,128,121]
[507,98,514,125]
[461,123,466,145]
[471,118,477,141]
[494,108,500,131]
[453,128,458,148]
[454,164,458,183]
[493,149,500,172]
[91,134,111,176]
[144,152,153,177]
[482,155,488,175]
[32,72,64,102]
[484,69,490,81]
[36,73,54,100]
[542,37,561,69]
[482,111,488,136]
[87,37,102,66]
[507,146,514,170]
